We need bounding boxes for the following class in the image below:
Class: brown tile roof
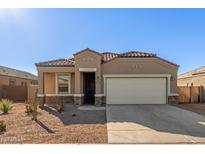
[120,51,156,57]
[0,65,37,80]
[36,58,75,67]
[102,52,119,62]
[36,49,177,67]
[102,51,156,62]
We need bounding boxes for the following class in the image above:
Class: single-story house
[0,65,38,101]
[178,66,205,101]
[36,48,179,106]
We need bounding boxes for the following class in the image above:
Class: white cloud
[0,9,27,24]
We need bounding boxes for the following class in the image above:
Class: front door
[84,72,95,104]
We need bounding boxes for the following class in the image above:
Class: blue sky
[0,9,205,75]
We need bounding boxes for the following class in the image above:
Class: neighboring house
[0,65,38,101]
[36,48,179,106]
[178,66,205,101]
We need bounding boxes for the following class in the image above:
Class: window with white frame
[57,74,69,93]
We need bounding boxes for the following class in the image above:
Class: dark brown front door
[84,72,95,104]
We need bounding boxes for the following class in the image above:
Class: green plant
[0,99,13,114]
[32,102,38,121]
[32,90,39,121]
[0,120,6,132]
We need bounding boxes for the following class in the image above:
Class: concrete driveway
[106,105,205,144]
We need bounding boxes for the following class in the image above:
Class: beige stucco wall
[43,72,75,94]
[44,73,56,94]
[71,73,75,94]
[178,77,192,86]
[37,67,74,73]
[37,70,44,94]
[102,57,178,93]
[74,50,102,94]
[0,75,37,86]
[0,75,11,86]
[37,50,178,95]
[37,67,75,94]
[178,74,205,87]
[192,74,205,86]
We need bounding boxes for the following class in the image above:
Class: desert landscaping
[0,103,107,144]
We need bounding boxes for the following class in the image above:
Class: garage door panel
[106,78,166,104]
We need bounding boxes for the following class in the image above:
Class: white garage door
[106,78,167,104]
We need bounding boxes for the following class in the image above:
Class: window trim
[55,73,71,94]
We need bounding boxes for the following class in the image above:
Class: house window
[31,81,37,85]
[9,79,16,86]
[58,74,69,93]
[21,82,27,86]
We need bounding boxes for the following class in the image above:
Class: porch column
[95,71,104,106]
[37,70,45,106]
[74,70,84,105]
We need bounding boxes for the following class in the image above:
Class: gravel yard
[0,103,107,144]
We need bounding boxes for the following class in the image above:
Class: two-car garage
[105,76,167,105]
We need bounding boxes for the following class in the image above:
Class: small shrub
[32,90,39,121]
[71,113,77,117]
[0,99,13,114]
[25,104,33,114]
[0,120,6,132]
[32,102,38,121]
[56,103,64,113]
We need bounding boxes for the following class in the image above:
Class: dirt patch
[0,103,107,144]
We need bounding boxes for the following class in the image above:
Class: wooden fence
[27,85,38,103]
[1,85,28,102]
[1,84,38,102]
[178,86,203,103]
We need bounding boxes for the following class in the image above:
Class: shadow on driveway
[172,103,205,116]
